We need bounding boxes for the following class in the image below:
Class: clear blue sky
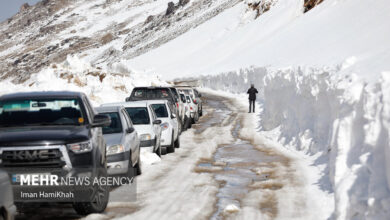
[0,0,41,22]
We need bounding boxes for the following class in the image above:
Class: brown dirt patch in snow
[304,0,324,12]
[260,193,278,218]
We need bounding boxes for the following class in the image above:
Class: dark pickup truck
[0,91,111,215]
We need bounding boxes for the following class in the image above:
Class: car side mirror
[153,119,162,125]
[92,114,111,127]
[126,127,135,133]
[171,113,176,119]
[125,97,130,102]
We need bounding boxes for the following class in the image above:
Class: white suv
[178,92,192,129]
[185,95,198,124]
[102,101,163,157]
[176,87,202,120]
[149,100,180,153]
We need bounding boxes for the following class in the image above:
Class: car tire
[134,160,142,176]
[126,157,135,180]
[178,117,183,135]
[188,118,193,128]
[0,210,5,220]
[195,112,199,122]
[174,135,180,148]
[167,134,175,153]
[156,144,161,157]
[161,146,167,155]
[73,166,109,215]
[182,116,188,131]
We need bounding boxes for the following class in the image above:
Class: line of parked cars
[0,86,203,219]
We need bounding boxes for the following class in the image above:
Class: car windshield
[151,104,168,118]
[131,88,172,100]
[0,98,85,127]
[125,107,150,125]
[101,112,122,134]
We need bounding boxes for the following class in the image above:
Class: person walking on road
[247,84,258,113]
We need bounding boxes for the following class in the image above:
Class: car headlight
[67,141,92,154]
[107,144,125,155]
[161,122,169,131]
[140,134,152,141]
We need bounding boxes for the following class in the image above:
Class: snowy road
[16,93,318,220]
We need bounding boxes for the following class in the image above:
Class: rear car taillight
[177,102,179,108]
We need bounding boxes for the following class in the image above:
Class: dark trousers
[249,99,255,113]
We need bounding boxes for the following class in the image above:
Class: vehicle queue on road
[0,86,203,219]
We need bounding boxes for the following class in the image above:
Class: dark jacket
[247,87,258,100]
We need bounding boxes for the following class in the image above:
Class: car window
[186,96,191,103]
[131,88,173,101]
[194,89,199,97]
[0,98,86,127]
[180,94,186,103]
[151,104,168,118]
[101,112,123,134]
[125,107,150,125]
[134,89,145,98]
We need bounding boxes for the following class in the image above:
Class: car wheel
[167,134,175,153]
[182,117,188,131]
[178,117,183,135]
[73,166,109,215]
[155,144,161,157]
[174,135,180,148]
[134,159,142,176]
[126,157,135,180]
[195,112,199,122]
[161,146,167,155]
[0,210,5,220]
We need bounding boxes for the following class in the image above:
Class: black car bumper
[140,139,156,147]
[107,151,130,163]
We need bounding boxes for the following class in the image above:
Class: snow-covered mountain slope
[127,0,390,81]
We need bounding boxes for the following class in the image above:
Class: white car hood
[134,124,155,138]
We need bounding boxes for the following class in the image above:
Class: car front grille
[0,146,72,169]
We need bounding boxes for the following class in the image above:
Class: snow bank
[0,55,167,106]
[200,66,390,219]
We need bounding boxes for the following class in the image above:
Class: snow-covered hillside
[0,0,240,83]
[127,0,390,81]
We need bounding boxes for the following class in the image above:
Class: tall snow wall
[200,67,390,219]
